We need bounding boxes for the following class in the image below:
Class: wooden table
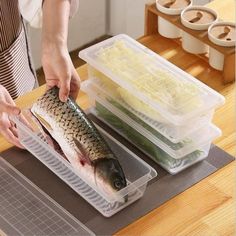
[0,0,235,235]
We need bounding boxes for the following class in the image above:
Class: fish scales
[32,88,113,162]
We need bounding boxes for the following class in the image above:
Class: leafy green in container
[107,98,191,150]
[95,102,203,171]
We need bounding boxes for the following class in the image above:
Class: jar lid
[208,22,235,47]
[156,0,192,15]
[181,6,218,30]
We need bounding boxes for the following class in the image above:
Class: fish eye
[113,178,125,190]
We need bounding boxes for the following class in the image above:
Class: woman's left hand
[42,44,80,103]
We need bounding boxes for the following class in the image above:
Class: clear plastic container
[79,34,225,127]
[83,70,216,143]
[81,80,220,159]
[89,103,221,175]
[12,111,157,217]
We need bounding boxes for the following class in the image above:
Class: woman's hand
[42,0,80,102]
[0,85,23,148]
[42,44,80,102]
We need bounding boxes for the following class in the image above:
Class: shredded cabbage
[96,40,202,114]
[89,66,120,97]
[117,87,168,123]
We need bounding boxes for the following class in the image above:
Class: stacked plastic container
[80,34,225,174]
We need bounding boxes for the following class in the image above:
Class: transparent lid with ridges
[0,158,95,236]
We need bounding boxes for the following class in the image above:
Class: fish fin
[73,137,91,165]
[94,164,98,186]
[31,111,68,161]
[32,111,53,131]
[93,158,107,187]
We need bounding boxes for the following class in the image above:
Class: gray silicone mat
[0,158,94,236]
[0,118,234,235]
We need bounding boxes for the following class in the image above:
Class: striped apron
[0,0,36,99]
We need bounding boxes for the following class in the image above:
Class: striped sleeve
[18,0,79,28]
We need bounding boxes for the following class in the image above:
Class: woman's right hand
[0,85,23,148]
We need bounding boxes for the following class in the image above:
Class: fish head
[94,158,127,192]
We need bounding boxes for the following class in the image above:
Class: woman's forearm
[42,0,71,52]
[41,0,80,102]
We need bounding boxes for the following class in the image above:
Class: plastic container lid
[12,111,157,217]
[79,34,225,126]
[81,79,222,159]
[0,158,95,236]
[208,21,236,47]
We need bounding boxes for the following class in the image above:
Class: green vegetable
[95,102,203,170]
[106,98,190,151]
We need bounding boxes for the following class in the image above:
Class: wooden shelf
[144,3,235,84]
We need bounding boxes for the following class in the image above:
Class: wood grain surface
[0,0,235,235]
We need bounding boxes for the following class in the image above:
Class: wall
[28,0,107,69]
[107,0,212,38]
[107,0,152,38]
[29,0,212,69]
